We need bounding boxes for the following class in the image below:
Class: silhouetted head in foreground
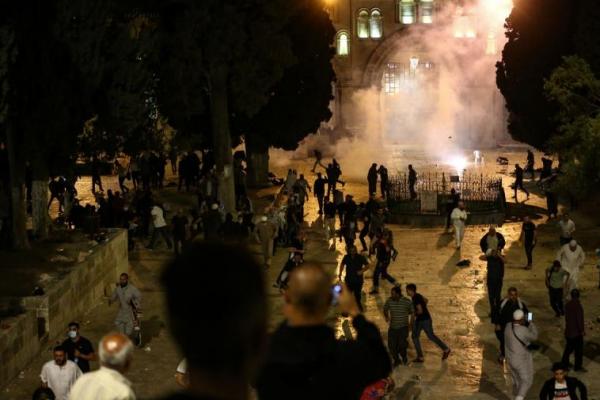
[162,241,267,400]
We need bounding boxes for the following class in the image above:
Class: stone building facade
[326,0,508,146]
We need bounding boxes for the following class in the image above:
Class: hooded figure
[504,309,538,400]
[558,240,585,294]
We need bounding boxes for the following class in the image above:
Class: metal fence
[387,172,505,215]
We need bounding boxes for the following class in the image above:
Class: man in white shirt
[558,213,576,246]
[147,202,172,250]
[450,201,468,249]
[40,346,82,400]
[68,333,136,400]
[558,240,585,294]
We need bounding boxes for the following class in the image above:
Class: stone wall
[0,229,128,389]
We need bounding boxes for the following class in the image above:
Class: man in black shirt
[519,216,537,269]
[338,245,370,310]
[492,287,529,363]
[486,249,505,316]
[313,173,327,215]
[406,284,450,363]
[513,164,529,202]
[408,165,417,200]
[323,197,337,247]
[61,322,96,373]
[161,242,268,400]
[256,263,390,399]
[539,362,588,400]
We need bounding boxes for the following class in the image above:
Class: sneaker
[442,349,451,360]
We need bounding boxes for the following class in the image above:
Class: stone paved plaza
[3,148,600,399]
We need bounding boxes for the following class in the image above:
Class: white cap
[513,309,524,321]
[569,240,577,247]
[211,203,219,210]
[261,216,268,222]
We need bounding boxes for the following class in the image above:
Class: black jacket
[256,315,391,400]
[539,377,587,400]
[492,298,528,326]
[479,232,506,253]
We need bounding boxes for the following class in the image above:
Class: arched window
[399,0,416,24]
[357,9,369,39]
[419,0,434,24]
[336,31,350,56]
[370,9,383,39]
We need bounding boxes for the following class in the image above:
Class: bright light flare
[447,156,469,175]
[480,0,512,24]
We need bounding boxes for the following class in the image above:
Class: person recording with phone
[504,309,538,400]
[256,263,390,399]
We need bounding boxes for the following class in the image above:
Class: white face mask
[68,330,77,339]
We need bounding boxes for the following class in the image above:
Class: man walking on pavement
[109,273,142,338]
[545,260,569,317]
[519,216,537,269]
[40,346,82,400]
[406,284,451,363]
[256,215,278,269]
[558,213,576,246]
[513,163,529,202]
[147,202,172,250]
[486,249,504,316]
[61,322,96,373]
[493,287,529,364]
[505,309,538,400]
[451,201,467,249]
[338,245,370,311]
[384,286,414,367]
[367,163,378,196]
[323,197,337,249]
[562,289,586,372]
[558,240,585,294]
[311,149,326,172]
[313,172,327,215]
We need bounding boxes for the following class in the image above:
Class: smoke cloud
[272,0,513,179]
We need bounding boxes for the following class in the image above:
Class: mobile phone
[527,312,533,322]
[331,284,343,305]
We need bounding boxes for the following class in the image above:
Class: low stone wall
[0,229,128,389]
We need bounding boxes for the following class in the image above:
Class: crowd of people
[27,149,597,400]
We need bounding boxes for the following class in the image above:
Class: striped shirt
[384,296,413,329]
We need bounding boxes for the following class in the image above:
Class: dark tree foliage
[496,0,578,149]
[239,0,336,186]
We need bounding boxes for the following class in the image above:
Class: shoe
[442,349,451,360]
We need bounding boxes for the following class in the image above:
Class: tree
[544,56,600,198]
[155,0,295,211]
[242,0,336,187]
[496,0,578,149]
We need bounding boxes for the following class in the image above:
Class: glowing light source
[337,32,349,56]
[409,56,419,71]
[447,156,468,175]
[400,0,416,24]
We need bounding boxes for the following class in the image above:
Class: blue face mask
[68,330,77,339]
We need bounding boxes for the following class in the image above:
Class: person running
[513,164,529,202]
[338,245,370,310]
[323,197,337,249]
[369,230,398,295]
[406,284,451,363]
[519,216,537,269]
[311,149,326,172]
[384,285,414,367]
